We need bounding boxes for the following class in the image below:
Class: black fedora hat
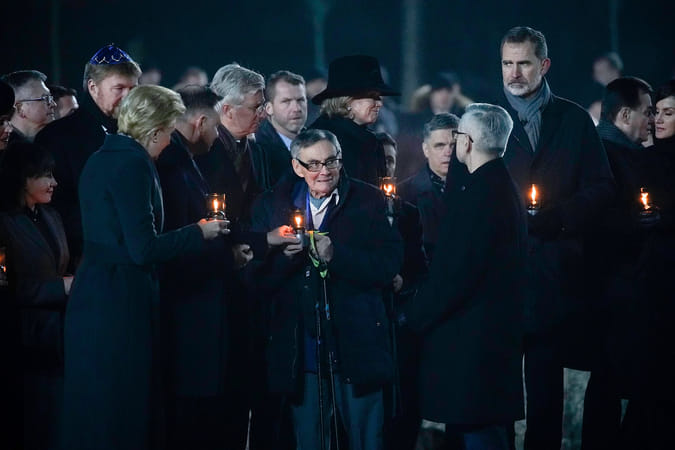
[312,55,400,105]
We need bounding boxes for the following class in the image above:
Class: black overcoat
[309,114,386,186]
[398,166,446,262]
[155,132,234,397]
[62,134,204,450]
[499,93,615,333]
[247,175,403,394]
[34,93,117,269]
[404,158,527,425]
[255,118,294,186]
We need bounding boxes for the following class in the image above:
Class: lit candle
[291,208,305,235]
[527,184,540,216]
[640,187,650,210]
[205,193,227,220]
[379,177,397,198]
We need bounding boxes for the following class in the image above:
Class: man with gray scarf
[497,26,615,449]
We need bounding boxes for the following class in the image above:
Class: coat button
[345,377,351,383]
[376,321,381,327]
[460,185,466,191]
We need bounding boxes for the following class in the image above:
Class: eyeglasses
[295,157,342,172]
[16,94,55,106]
[452,129,473,143]
[237,100,266,115]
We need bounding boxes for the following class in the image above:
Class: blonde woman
[62,85,228,450]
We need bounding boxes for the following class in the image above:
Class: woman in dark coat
[0,142,70,450]
[62,85,228,450]
[309,55,400,186]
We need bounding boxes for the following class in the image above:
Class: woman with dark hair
[0,142,71,449]
[309,55,400,186]
[654,80,675,149]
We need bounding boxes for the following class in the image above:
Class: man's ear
[87,79,97,97]
[291,159,304,178]
[540,58,551,76]
[422,141,430,160]
[619,106,632,125]
[265,101,274,117]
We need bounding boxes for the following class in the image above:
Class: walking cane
[309,231,341,450]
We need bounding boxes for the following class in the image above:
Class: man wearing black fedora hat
[309,55,400,186]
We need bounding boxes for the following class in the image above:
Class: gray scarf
[596,120,644,150]
[504,79,552,151]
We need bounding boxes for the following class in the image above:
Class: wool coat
[62,134,204,450]
[247,175,403,395]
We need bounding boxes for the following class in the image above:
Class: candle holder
[0,247,8,287]
[379,177,397,220]
[639,187,657,218]
[290,208,308,247]
[205,193,227,221]
[527,184,541,216]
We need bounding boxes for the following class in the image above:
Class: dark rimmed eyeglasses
[452,129,473,143]
[295,157,342,172]
[16,94,55,106]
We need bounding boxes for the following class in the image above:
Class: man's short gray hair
[459,103,513,156]
[423,113,460,141]
[290,128,342,160]
[210,63,265,110]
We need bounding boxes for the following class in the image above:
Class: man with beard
[256,70,308,186]
[35,45,140,269]
[1,70,56,144]
[493,26,614,449]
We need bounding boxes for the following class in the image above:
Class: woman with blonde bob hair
[62,85,229,449]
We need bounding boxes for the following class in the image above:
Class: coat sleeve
[15,277,67,308]
[109,155,204,266]
[328,199,404,290]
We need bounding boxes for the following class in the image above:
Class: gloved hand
[635,207,661,230]
[528,207,564,240]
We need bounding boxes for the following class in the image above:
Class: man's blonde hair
[118,85,185,146]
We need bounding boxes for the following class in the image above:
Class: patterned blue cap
[89,44,134,65]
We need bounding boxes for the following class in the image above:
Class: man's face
[383,144,397,177]
[55,95,79,119]
[88,73,138,118]
[0,112,13,150]
[501,41,550,99]
[266,81,307,139]
[15,80,56,129]
[429,87,455,114]
[195,110,220,155]
[291,139,341,198]
[623,92,653,143]
[423,128,455,178]
[225,90,265,139]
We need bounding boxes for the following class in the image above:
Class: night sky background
[2,0,673,109]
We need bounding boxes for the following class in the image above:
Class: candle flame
[294,215,303,228]
[213,199,219,211]
[530,184,538,205]
[640,188,649,209]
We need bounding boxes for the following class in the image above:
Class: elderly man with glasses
[246,128,403,450]
[0,70,56,144]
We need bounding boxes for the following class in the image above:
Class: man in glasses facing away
[0,70,55,144]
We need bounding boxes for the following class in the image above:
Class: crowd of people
[0,24,673,450]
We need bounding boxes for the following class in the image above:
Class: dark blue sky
[3,0,673,108]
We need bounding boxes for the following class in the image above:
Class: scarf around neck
[504,79,552,151]
[596,120,644,151]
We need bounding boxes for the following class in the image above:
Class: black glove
[528,207,564,240]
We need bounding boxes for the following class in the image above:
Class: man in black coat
[34,45,140,270]
[247,129,403,450]
[256,70,307,186]
[401,103,526,449]
[192,63,274,449]
[398,113,459,261]
[494,27,615,449]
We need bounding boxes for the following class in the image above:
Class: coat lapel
[40,207,70,273]
[532,95,563,166]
